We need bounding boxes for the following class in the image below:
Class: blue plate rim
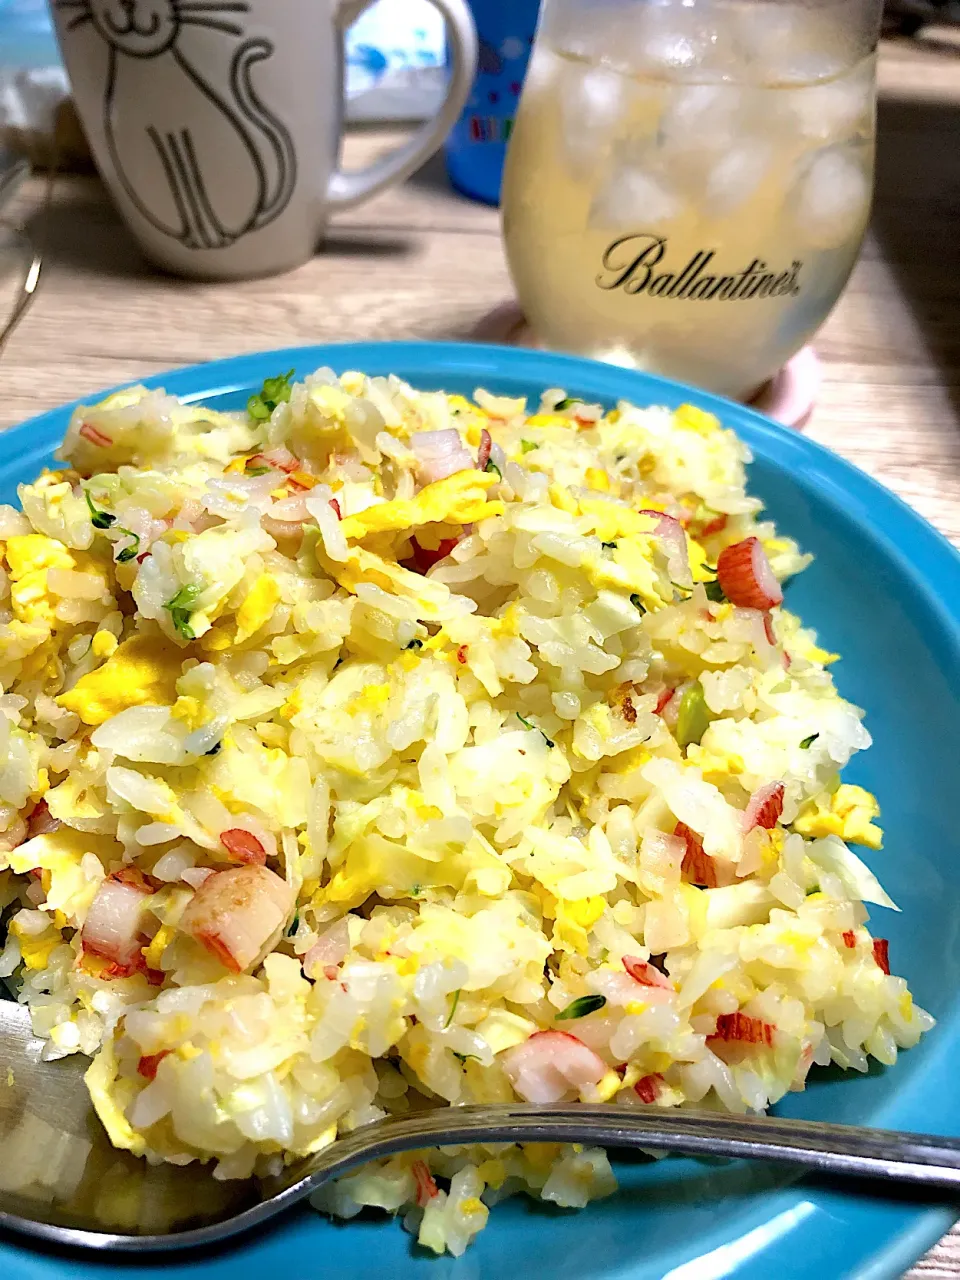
[12,336,960,606]
[1,339,958,1280]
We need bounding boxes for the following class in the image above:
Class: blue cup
[444,0,541,206]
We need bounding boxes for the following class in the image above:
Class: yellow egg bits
[57,634,184,727]
[338,470,503,543]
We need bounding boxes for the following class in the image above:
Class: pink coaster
[469,302,820,430]
[748,345,820,430]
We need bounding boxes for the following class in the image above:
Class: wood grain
[0,29,958,1276]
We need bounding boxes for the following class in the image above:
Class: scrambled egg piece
[85,1043,147,1157]
[794,784,883,849]
[686,743,745,779]
[235,574,281,643]
[91,630,118,659]
[591,1070,626,1103]
[674,404,721,436]
[526,413,574,430]
[8,916,62,969]
[321,833,508,910]
[584,539,665,610]
[553,896,607,955]
[170,695,203,729]
[311,383,355,418]
[548,484,578,516]
[58,634,184,725]
[584,467,611,493]
[142,923,175,971]
[574,497,660,545]
[318,544,457,620]
[338,471,503,541]
[445,395,489,444]
[4,534,75,580]
[4,534,75,625]
[791,632,840,666]
[8,827,108,923]
[199,625,233,653]
[687,536,715,583]
[0,620,49,668]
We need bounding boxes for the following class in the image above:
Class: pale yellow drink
[502,0,877,399]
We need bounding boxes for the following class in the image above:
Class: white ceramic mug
[50,0,478,279]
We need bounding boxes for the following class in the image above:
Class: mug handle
[326,0,478,212]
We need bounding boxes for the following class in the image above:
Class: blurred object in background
[0,139,45,359]
[0,0,951,183]
[0,212,42,357]
[0,0,88,167]
[882,0,960,32]
[445,0,541,204]
[0,0,450,171]
[0,145,29,214]
[346,0,448,122]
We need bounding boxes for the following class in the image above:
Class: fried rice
[0,367,932,1256]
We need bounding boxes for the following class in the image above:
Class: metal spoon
[0,149,30,214]
[2,999,958,1253]
[0,148,44,358]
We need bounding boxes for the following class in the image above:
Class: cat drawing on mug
[56,0,298,250]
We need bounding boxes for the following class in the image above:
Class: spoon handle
[278,1103,960,1198]
[7,1104,960,1252]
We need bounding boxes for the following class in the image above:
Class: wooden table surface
[1,28,959,1277]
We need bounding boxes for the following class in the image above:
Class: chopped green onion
[261,369,295,406]
[556,994,607,1021]
[453,1051,480,1065]
[114,528,140,563]
[286,913,299,938]
[704,580,727,603]
[84,489,115,530]
[520,439,537,454]
[484,458,502,479]
[247,368,295,421]
[555,397,581,411]
[168,612,195,641]
[676,680,711,749]
[630,593,647,614]
[166,584,202,609]
[516,712,554,748]
[800,733,819,749]
[410,883,422,897]
[444,988,461,1028]
[163,583,202,641]
[404,639,423,651]
[245,465,272,476]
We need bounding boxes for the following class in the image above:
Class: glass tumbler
[502,0,882,399]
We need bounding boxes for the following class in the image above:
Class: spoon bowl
[3,1000,960,1253]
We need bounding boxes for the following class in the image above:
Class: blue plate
[2,342,959,1280]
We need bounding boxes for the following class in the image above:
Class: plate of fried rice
[1,342,960,1280]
